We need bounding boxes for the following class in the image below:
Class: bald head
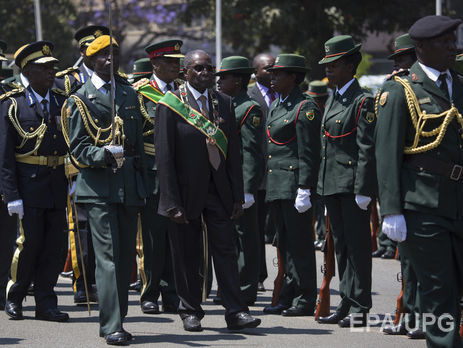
[253,53,275,88]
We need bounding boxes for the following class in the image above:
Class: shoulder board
[386,68,410,81]
[115,74,130,86]
[0,87,25,101]
[55,66,79,78]
[133,78,150,91]
[52,88,67,96]
[117,71,128,79]
[175,78,185,86]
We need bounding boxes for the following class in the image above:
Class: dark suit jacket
[0,87,68,208]
[154,87,244,220]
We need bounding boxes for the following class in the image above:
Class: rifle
[314,215,335,320]
[393,272,404,325]
[271,238,285,306]
[370,198,379,252]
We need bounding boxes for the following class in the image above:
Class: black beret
[409,15,462,41]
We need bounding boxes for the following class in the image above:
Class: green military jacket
[375,62,463,219]
[67,76,147,206]
[317,79,376,197]
[233,90,264,194]
[266,86,321,202]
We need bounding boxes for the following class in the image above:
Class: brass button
[322,134,326,138]
[269,169,273,173]
[268,125,271,129]
[419,167,423,171]
[30,127,34,131]
[268,140,271,143]
[95,119,98,123]
[53,134,57,139]
[268,155,272,159]
[131,116,134,119]
[53,150,58,155]
[289,165,293,170]
[323,156,326,160]
[348,160,352,165]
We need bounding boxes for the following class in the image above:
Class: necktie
[41,99,50,121]
[438,73,450,100]
[166,83,173,92]
[198,95,221,170]
[268,88,276,105]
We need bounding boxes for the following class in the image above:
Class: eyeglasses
[191,64,214,72]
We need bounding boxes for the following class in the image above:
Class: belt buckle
[450,164,463,181]
[47,155,59,169]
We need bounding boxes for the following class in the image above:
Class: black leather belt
[404,154,463,182]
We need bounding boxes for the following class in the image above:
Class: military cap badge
[94,29,103,38]
[174,43,180,51]
[42,45,51,55]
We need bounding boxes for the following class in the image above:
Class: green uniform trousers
[139,193,178,307]
[324,193,372,314]
[378,230,397,254]
[269,199,317,310]
[235,203,260,304]
[402,210,463,348]
[85,203,138,336]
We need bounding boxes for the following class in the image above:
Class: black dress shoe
[372,249,385,258]
[122,329,133,341]
[263,303,290,315]
[382,323,407,335]
[141,301,160,314]
[381,250,395,259]
[162,303,177,313]
[104,331,127,346]
[317,311,345,324]
[257,282,266,292]
[226,312,261,330]
[314,240,324,250]
[27,284,34,296]
[35,308,69,322]
[281,306,313,317]
[60,271,74,278]
[5,301,23,320]
[74,290,98,304]
[128,280,141,292]
[338,313,367,328]
[182,315,202,332]
[407,328,425,339]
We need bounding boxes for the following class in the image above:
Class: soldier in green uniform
[132,39,183,315]
[0,40,18,311]
[1,41,70,322]
[316,35,376,328]
[379,33,424,339]
[265,54,320,316]
[128,58,152,84]
[66,35,147,345]
[375,16,463,347]
[216,56,264,305]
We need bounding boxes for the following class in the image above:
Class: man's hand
[103,145,124,168]
[7,199,24,219]
[168,207,189,224]
[382,214,407,242]
[231,202,244,220]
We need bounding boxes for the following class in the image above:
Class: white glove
[294,188,311,213]
[382,214,407,242]
[104,144,125,169]
[7,199,24,219]
[355,194,371,210]
[68,181,77,196]
[242,193,255,209]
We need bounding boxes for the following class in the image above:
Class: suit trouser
[269,199,317,310]
[402,210,463,348]
[235,203,260,304]
[168,190,247,320]
[397,242,421,329]
[324,193,372,314]
[0,201,17,307]
[7,206,66,312]
[256,189,268,283]
[85,203,138,336]
[138,193,178,306]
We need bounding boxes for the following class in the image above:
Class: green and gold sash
[159,91,228,158]
[138,82,165,104]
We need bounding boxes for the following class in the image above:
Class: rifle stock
[314,216,335,320]
[271,247,285,306]
[393,273,404,325]
[370,198,379,252]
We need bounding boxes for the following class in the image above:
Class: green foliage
[357,53,373,78]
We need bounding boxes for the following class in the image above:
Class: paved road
[0,245,425,347]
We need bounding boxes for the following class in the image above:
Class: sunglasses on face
[191,64,214,72]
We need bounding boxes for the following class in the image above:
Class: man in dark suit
[0,41,69,322]
[155,49,261,332]
[248,53,277,291]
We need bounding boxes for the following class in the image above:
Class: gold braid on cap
[394,75,463,154]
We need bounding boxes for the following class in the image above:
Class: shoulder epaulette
[386,68,410,81]
[0,87,25,101]
[52,88,67,96]
[56,66,79,78]
[117,71,128,79]
[133,78,150,91]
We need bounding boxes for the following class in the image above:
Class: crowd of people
[0,14,462,348]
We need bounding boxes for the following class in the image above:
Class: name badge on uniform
[418,97,431,105]
[125,105,136,110]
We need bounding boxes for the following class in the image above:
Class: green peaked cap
[319,35,361,64]
[455,53,463,76]
[267,53,309,72]
[132,57,152,76]
[307,80,328,97]
[215,56,254,75]
[388,33,415,59]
